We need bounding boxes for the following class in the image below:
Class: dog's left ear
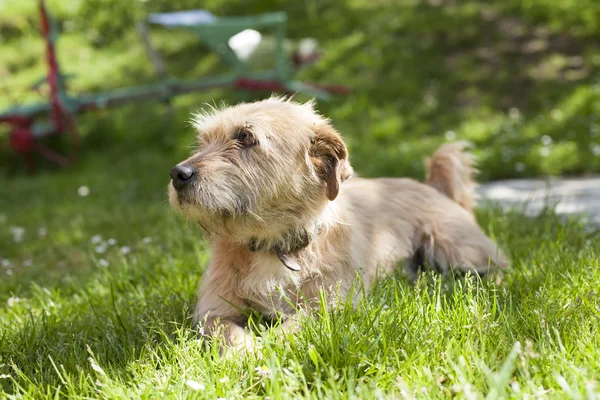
[309,122,353,201]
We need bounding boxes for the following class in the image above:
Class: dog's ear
[309,122,353,201]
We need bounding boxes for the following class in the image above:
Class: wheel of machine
[6,105,81,173]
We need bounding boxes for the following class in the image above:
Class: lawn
[1,0,600,398]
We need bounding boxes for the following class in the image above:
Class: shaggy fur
[168,96,508,349]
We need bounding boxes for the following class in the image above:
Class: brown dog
[168,97,508,348]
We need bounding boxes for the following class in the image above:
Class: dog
[168,96,508,349]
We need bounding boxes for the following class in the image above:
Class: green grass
[2,0,600,398]
[0,159,599,398]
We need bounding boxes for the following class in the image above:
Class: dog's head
[168,96,353,241]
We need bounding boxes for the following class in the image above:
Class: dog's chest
[235,253,305,315]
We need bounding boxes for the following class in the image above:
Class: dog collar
[246,222,323,272]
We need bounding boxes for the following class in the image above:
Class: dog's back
[425,141,478,213]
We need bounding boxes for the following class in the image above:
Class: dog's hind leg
[421,213,509,276]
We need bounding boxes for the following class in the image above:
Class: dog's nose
[170,164,196,190]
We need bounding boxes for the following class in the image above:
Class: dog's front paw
[220,333,264,359]
[217,323,262,358]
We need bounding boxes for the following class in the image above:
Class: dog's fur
[168,96,508,348]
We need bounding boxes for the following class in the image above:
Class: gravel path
[478,177,600,226]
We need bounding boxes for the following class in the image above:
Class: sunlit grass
[2,0,600,398]
[1,144,600,398]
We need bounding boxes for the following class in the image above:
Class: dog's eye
[237,128,257,147]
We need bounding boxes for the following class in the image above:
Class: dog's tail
[425,141,478,213]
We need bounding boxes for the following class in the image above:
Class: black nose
[170,164,195,190]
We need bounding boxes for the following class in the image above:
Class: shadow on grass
[0,278,196,394]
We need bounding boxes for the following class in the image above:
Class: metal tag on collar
[276,251,301,272]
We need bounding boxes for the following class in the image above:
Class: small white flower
[7,296,20,307]
[98,259,109,268]
[219,376,229,384]
[107,238,117,245]
[508,107,520,119]
[90,235,102,244]
[539,147,550,157]
[142,237,152,244]
[255,365,271,377]
[23,259,33,267]
[540,135,553,146]
[0,374,11,379]
[511,381,521,393]
[591,144,600,156]
[95,245,107,254]
[120,246,131,255]
[1,258,10,268]
[6,269,13,276]
[185,380,205,391]
[515,162,525,172]
[10,226,25,242]
[445,130,457,141]
[77,186,90,197]
[38,227,48,237]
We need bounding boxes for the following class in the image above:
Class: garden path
[479,177,600,226]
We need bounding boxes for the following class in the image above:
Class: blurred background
[1,0,600,283]
[2,0,600,180]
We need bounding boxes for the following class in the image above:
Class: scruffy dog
[168,96,508,348]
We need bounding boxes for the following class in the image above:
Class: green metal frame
[178,12,290,80]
